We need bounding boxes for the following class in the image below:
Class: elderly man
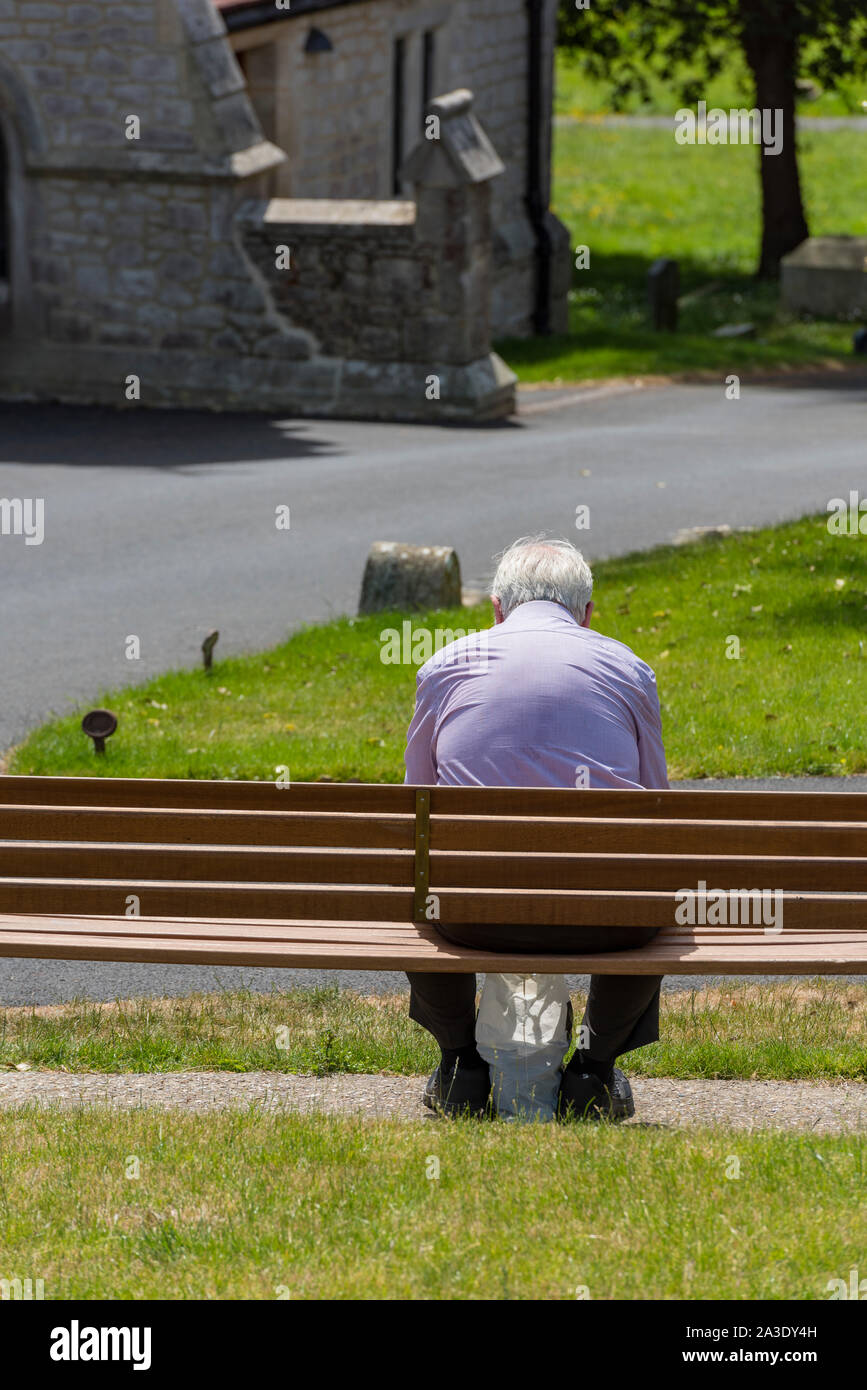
[404,535,668,1120]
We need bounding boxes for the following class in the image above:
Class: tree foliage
[558,1,867,109]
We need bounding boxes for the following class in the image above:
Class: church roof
[215,0,375,28]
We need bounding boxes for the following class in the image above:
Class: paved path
[555,113,867,131]
[2,380,866,1006]
[1,1070,865,1133]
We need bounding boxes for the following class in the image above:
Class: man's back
[404,539,668,1125]
[404,599,668,790]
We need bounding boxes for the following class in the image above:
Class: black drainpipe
[525,0,551,334]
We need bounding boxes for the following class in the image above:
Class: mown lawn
[8,514,867,780]
[497,56,867,382]
[0,1108,863,1299]
[3,981,867,1081]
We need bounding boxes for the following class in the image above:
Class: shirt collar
[500,600,581,629]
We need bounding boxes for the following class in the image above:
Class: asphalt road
[1,379,865,1005]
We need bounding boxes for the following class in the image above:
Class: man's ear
[492,596,505,625]
[580,600,594,630]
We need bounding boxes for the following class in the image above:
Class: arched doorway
[0,62,44,343]
[0,122,9,335]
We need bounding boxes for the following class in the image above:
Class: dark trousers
[407,923,663,1065]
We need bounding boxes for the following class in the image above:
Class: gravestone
[648,258,680,330]
[781,237,867,318]
[358,542,462,615]
[711,322,756,339]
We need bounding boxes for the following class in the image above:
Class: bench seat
[1,912,867,973]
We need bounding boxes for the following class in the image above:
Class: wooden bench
[0,776,865,975]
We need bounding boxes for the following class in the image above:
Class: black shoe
[557,1066,635,1122]
[422,1062,491,1118]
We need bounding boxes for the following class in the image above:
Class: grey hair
[491,535,593,621]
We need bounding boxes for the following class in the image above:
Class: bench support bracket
[413,788,431,922]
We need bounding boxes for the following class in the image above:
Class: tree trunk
[742,23,809,278]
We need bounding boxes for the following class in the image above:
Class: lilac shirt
[404,600,668,790]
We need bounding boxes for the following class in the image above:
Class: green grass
[0,988,429,1077]
[3,981,867,1081]
[496,58,867,382]
[8,514,867,781]
[1,1107,864,1298]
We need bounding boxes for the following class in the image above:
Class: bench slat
[0,844,415,885]
[3,776,867,823]
[0,807,415,849]
[0,777,415,813]
[431,786,867,821]
[0,916,444,943]
[432,852,867,891]
[2,844,866,893]
[1,880,865,928]
[0,880,413,920]
[5,918,865,946]
[437,888,867,928]
[2,807,865,860]
[432,817,867,857]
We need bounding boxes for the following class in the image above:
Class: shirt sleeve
[404,669,438,785]
[635,668,669,790]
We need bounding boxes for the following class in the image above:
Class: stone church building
[0,0,570,422]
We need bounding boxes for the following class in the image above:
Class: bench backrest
[0,776,865,931]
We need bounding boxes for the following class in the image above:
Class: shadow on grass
[498,251,865,381]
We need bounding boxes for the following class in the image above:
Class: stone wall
[242,188,492,367]
[243,198,421,362]
[28,177,312,365]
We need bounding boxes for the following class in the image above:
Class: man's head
[491,535,594,627]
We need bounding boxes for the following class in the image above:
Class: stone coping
[262,198,417,227]
[26,141,286,183]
